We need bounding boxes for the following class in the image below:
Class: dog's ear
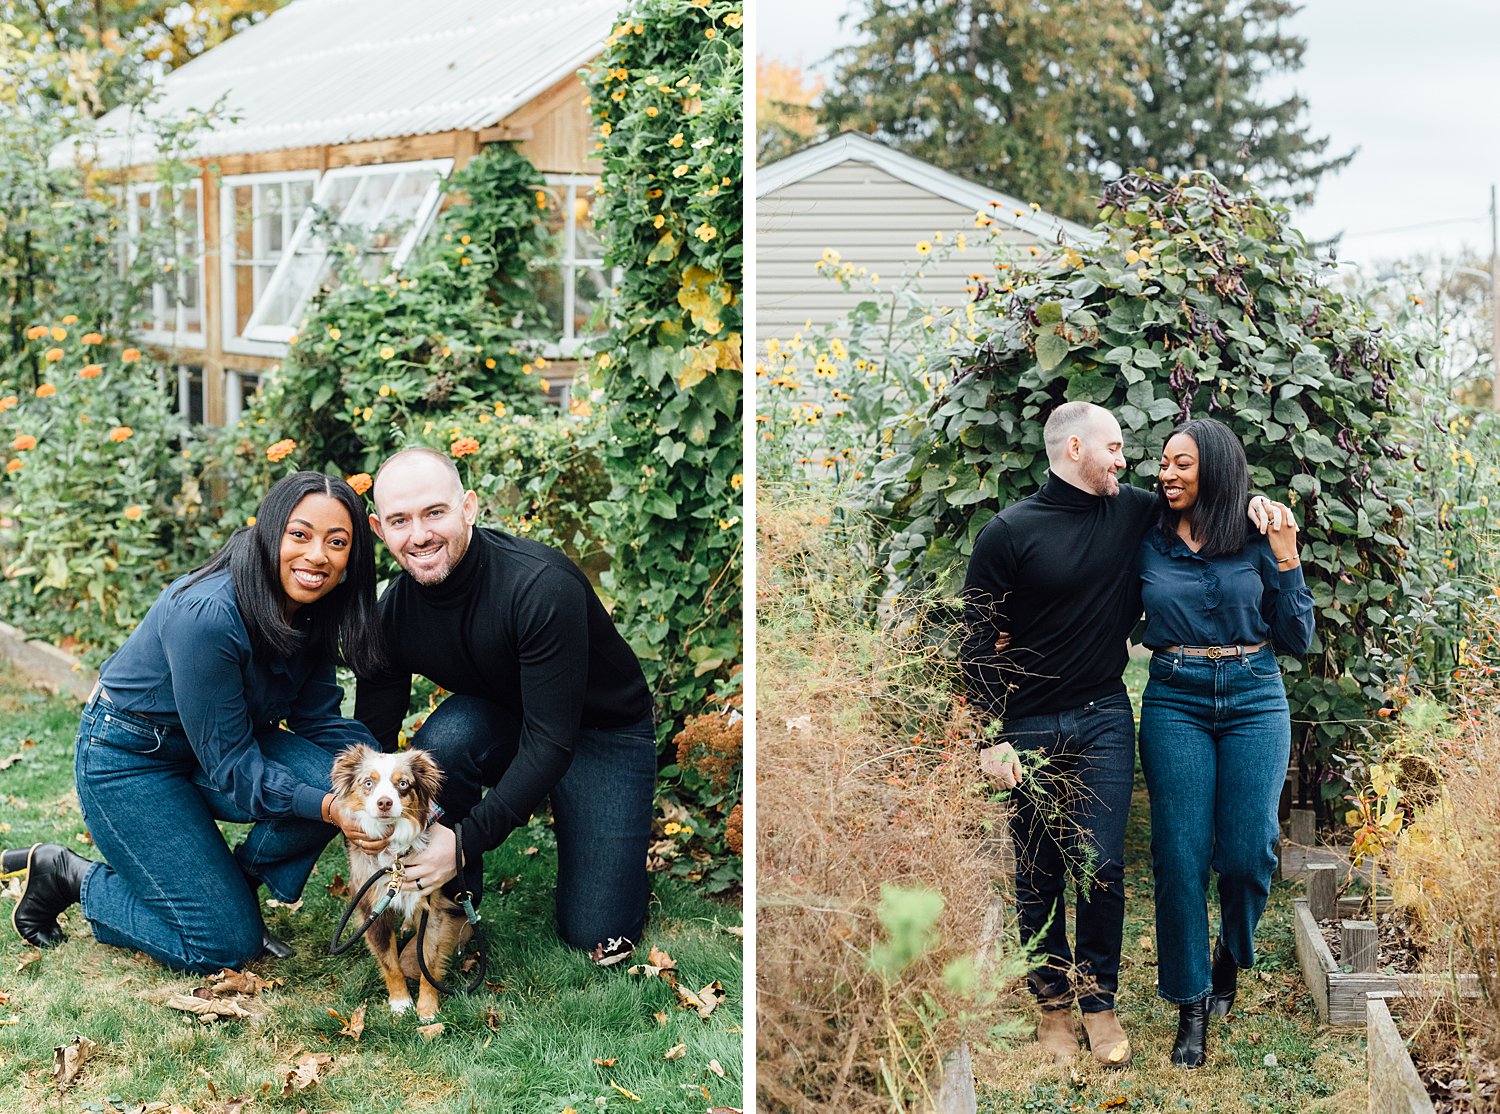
[406,748,445,805]
[330,744,372,797]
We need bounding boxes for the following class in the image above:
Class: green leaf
[1035,332,1070,372]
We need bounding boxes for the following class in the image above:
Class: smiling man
[354,447,656,966]
[962,402,1284,1068]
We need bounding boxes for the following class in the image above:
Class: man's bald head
[368,447,479,585]
[1043,402,1126,496]
[371,446,464,511]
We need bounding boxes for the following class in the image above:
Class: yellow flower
[916,241,932,255]
[50,326,67,341]
[705,27,716,37]
[600,122,612,137]
[730,473,743,491]
[485,357,497,369]
[123,505,143,520]
[379,384,392,397]
[646,106,659,117]
[653,214,665,229]
[493,401,508,417]
[724,11,742,27]
[535,190,548,209]
[108,426,133,443]
[669,132,685,148]
[460,256,471,266]
[460,235,471,245]
[663,821,682,835]
[694,223,717,242]
[673,165,690,178]
[327,326,342,340]
[380,345,395,360]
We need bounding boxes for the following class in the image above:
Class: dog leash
[327,821,486,994]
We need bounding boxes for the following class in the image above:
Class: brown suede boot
[1081,1008,1132,1067]
[1036,1005,1079,1064]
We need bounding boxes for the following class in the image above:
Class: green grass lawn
[973,657,1366,1114]
[0,667,743,1113]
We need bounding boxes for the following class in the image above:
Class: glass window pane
[575,187,605,260]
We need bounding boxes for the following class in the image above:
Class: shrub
[868,170,1419,805]
[0,327,195,660]
[655,688,742,894]
[584,0,744,735]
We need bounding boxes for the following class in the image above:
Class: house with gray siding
[756,132,1089,342]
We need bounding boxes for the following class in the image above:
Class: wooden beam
[477,125,535,144]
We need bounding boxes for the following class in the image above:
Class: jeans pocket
[89,707,166,754]
[1246,650,1282,680]
[1147,654,1180,684]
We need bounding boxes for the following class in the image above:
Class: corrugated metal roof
[53,0,622,168]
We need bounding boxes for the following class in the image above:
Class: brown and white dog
[330,744,469,1020]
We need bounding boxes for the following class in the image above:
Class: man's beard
[1082,459,1120,497]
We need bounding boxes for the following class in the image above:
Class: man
[962,402,1280,1067]
[354,447,656,966]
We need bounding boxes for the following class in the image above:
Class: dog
[329,744,470,1020]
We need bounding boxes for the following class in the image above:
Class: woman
[4,472,388,973]
[1138,418,1313,1068]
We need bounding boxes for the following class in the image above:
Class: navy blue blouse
[1138,528,1314,654]
[98,570,375,821]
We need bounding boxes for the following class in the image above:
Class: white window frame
[242,158,453,345]
[224,368,262,425]
[541,173,613,359]
[124,179,207,348]
[219,169,322,358]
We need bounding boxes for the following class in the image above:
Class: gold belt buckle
[1207,646,1223,660]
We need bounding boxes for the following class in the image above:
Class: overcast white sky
[754,0,1500,269]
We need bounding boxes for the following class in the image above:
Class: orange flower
[43,348,64,363]
[50,327,67,341]
[25,325,47,340]
[347,472,373,496]
[35,384,57,398]
[108,426,133,443]
[81,333,103,346]
[266,438,297,462]
[121,348,141,363]
[61,315,78,325]
[12,434,37,451]
[450,436,480,459]
[5,459,22,474]
[0,396,17,411]
[80,364,103,378]
[123,505,144,520]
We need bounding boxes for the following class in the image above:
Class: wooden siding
[757,161,1050,344]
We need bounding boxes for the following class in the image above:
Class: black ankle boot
[260,928,296,960]
[1208,938,1238,1017]
[7,844,93,947]
[1171,998,1208,1068]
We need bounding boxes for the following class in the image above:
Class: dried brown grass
[756,496,1016,1112]
[1388,699,1500,1111]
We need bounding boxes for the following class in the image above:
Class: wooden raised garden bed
[1367,995,1437,1114]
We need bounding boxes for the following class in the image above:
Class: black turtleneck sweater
[354,527,652,856]
[961,472,1157,722]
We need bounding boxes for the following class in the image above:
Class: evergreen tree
[1090,0,1354,205]
[819,0,1150,224]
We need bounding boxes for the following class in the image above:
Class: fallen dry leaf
[165,994,254,1022]
[208,969,277,996]
[609,1080,642,1102]
[647,946,676,969]
[674,983,707,1013]
[327,874,349,898]
[654,1010,668,1026]
[0,751,26,770]
[15,949,41,974]
[275,1050,333,1096]
[593,1057,618,1067]
[0,989,10,1005]
[663,1043,687,1060]
[198,1064,218,1097]
[627,963,669,979]
[223,1099,254,1113]
[51,1034,96,1088]
[522,846,539,856]
[328,1004,366,1041]
[417,1022,445,1040]
[785,714,812,732]
[263,897,303,912]
[707,1058,726,1078]
[694,980,726,1019]
[484,1006,503,1031]
[721,925,744,939]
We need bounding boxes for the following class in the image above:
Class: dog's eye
[362,777,374,790]
[396,778,410,791]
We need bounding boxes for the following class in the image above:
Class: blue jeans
[1138,648,1290,1003]
[409,695,656,950]
[998,692,1135,1013]
[73,695,337,973]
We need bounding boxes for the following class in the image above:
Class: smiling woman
[1,471,391,973]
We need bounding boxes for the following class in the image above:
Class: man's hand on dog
[400,822,461,894]
[979,741,1024,789]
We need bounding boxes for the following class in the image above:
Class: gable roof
[757,131,1092,241]
[53,0,621,168]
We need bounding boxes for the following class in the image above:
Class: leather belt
[1158,641,1267,660]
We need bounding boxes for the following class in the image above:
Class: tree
[819,0,1151,224]
[757,56,822,163]
[1089,0,1354,207]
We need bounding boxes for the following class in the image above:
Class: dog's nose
[375,796,394,813]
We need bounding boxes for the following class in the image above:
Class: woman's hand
[1248,496,1292,532]
[1267,507,1300,566]
[400,823,461,895]
[979,742,1024,789]
[323,793,390,854]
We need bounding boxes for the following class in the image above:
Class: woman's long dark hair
[1156,417,1253,558]
[180,471,387,676]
